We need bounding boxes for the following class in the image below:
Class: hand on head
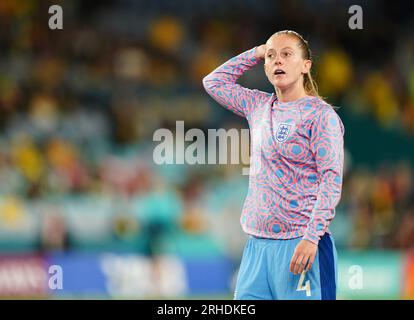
[255,44,267,60]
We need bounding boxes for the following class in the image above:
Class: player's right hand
[255,44,266,60]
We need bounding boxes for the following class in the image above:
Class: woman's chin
[274,82,290,90]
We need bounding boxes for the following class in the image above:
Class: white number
[296,271,311,297]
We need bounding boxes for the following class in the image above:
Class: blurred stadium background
[0,0,413,299]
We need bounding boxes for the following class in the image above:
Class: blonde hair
[271,30,321,99]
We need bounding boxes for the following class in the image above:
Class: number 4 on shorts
[296,271,311,297]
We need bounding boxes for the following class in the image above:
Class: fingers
[290,240,318,275]
[295,255,305,275]
[255,44,267,60]
[290,254,304,275]
[290,253,315,275]
[298,256,309,274]
[289,253,298,274]
[305,255,315,271]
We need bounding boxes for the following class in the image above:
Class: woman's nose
[274,56,282,65]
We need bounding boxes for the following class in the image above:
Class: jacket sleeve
[202,47,269,118]
[303,106,345,245]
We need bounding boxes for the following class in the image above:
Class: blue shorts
[234,233,338,300]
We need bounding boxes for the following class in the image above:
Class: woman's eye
[283,52,291,57]
[268,54,274,58]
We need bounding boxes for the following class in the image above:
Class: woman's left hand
[289,239,318,275]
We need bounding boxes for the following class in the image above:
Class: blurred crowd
[0,0,413,256]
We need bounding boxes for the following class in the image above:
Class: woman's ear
[302,59,312,74]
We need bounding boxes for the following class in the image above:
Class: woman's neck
[275,83,309,102]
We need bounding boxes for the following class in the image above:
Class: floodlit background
[0,0,413,299]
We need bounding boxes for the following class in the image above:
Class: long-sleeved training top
[202,47,345,245]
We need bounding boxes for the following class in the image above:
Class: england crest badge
[275,122,292,143]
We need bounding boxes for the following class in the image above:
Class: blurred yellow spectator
[181,207,208,234]
[0,196,26,229]
[46,139,78,172]
[29,93,59,132]
[363,72,400,128]
[11,135,44,183]
[318,48,353,97]
[149,16,184,53]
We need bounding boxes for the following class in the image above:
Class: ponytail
[304,72,319,97]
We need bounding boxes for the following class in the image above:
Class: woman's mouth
[274,69,286,76]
